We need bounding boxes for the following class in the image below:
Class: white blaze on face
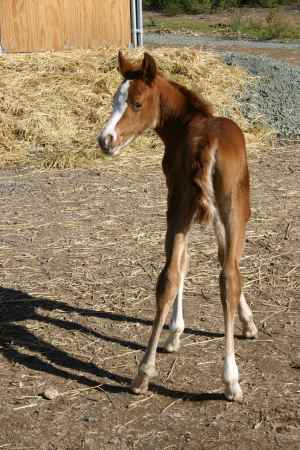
[100,80,130,147]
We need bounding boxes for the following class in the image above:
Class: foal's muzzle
[97,133,114,155]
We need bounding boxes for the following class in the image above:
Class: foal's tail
[192,138,218,224]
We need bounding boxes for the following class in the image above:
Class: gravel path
[145,32,300,140]
[145,32,300,50]
[223,53,300,139]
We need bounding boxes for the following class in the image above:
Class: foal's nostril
[105,134,113,148]
[98,133,113,152]
[97,134,103,148]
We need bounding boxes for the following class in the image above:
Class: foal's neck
[155,75,212,145]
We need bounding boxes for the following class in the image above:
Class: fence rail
[0,0,131,52]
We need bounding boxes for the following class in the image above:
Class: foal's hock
[98,52,258,402]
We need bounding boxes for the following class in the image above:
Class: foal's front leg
[164,248,189,353]
[131,232,188,394]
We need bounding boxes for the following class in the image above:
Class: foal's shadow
[0,286,224,402]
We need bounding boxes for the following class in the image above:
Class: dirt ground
[0,137,299,449]
[198,44,300,67]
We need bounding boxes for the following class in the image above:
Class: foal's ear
[118,51,133,78]
[142,53,157,85]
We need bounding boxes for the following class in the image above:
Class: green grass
[144,0,300,14]
[145,16,213,33]
[144,14,300,40]
[230,12,300,40]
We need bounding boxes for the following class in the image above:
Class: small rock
[84,437,97,450]
[184,432,192,441]
[290,350,300,368]
[42,387,60,400]
[83,416,96,423]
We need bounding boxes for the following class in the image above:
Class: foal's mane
[169,80,213,118]
[122,64,213,119]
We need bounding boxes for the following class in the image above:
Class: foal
[98,52,258,402]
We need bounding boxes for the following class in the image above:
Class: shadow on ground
[0,286,225,402]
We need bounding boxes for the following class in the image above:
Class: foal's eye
[133,101,142,112]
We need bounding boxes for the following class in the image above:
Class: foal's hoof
[164,334,181,353]
[243,321,258,339]
[224,383,243,403]
[131,373,150,395]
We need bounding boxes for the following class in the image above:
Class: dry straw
[0,46,272,169]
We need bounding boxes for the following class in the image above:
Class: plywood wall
[0,0,131,52]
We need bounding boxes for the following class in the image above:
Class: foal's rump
[191,116,250,224]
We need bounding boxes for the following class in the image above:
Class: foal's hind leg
[215,198,252,402]
[214,216,257,340]
[165,248,189,353]
[132,229,189,394]
[218,224,243,401]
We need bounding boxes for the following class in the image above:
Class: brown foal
[98,52,258,402]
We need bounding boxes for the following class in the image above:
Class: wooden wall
[0,0,131,52]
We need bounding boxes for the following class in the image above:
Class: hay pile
[0,47,271,169]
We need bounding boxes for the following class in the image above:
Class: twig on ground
[183,337,223,348]
[161,398,182,415]
[128,393,155,409]
[165,358,177,381]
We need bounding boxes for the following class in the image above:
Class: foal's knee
[219,263,241,306]
[156,266,180,304]
[158,266,180,288]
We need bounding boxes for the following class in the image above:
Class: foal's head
[98,52,160,156]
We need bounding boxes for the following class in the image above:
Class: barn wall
[0,0,131,53]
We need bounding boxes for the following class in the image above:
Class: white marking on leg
[223,353,242,401]
[165,273,185,353]
[223,312,243,402]
[224,354,239,385]
[170,276,185,332]
[239,294,258,338]
[99,80,130,145]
